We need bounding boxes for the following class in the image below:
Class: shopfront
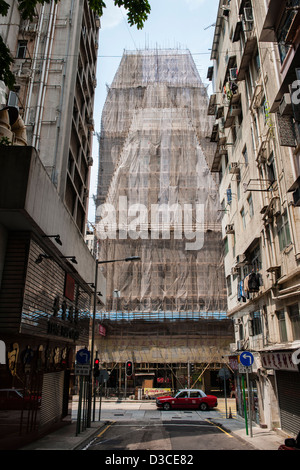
[0,233,92,448]
[261,350,300,436]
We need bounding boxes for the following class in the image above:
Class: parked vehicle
[156,389,218,411]
[0,388,41,410]
[278,432,300,450]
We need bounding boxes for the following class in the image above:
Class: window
[221,199,226,217]
[266,153,277,185]
[248,194,254,218]
[227,187,232,205]
[224,237,229,256]
[190,391,201,398]
[232,125,237,144]
[277,211,291,251]
[249,244,262,271]
[239,322,244,340]
[241,207,246,229]
[277,310,288,342]
[16,40,27,59]
[226,275,232,296]
[242,145,248,165]
[177,391,188,398]
[276,2,299,64]
[250,311,262,336]
[254,49,261,76]
[288,304,300,340]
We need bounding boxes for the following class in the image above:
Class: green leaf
[0,35,15,89]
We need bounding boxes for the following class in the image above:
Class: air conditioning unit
[236,254,246,265]
[229,67,238,81]
[244,7,253,22]
[229,162,240,174]
[231,266,240,276]
[279,93,293,116]
[225,224,234,234]
[222,6,230,17]
[230,104,241,116]
[95,15,100,28]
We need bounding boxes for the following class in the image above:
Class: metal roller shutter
[276,370,300,436]
[40,371,65,428]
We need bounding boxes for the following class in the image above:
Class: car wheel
[163,402,171,411]
[199,402,208,411]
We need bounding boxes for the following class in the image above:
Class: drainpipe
[271,287,300,301]
[31,0,56,149]
[51,0,75,186]
[35,2,58,151]
[24,5,45,126]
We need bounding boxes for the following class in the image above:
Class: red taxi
[156,389,218,411]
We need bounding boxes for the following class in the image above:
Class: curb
[73,422,108,450]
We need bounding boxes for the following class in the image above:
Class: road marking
[97,421,115,438]
[205,419,234,438]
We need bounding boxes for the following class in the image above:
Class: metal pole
[98,382,103,422]
[76,376,83,436]
[224,374,228,419]
[246,369,253,437]
[241,374,248,435]
[87,259,98,427]
[188,361,190,388]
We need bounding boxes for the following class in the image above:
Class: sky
[88,0,220,222]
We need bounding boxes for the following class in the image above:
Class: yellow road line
[205,419,233,438]
[97,421,115,438]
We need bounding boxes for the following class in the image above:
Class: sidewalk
[209,414,284,451]
[19,399,285,451]
[19,420,106,451]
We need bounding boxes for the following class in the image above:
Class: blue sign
[76,348,90,365]
[239,351,254,367]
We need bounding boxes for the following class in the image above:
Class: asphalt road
[85,418,255,451]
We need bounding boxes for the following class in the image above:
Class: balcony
[224,93,242,128]
[207,93,217,116]
[259,1,300,43]
[210,138,228,172]
[237,27,257,81]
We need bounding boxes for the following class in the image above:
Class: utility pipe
[35,2,58,151]
[32,0,56,148]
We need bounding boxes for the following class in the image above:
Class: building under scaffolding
[94,49,232,395]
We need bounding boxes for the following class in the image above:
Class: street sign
[239,351,254,367]
[239,364,252,374]
[75,364,90,376]
[76,348,90,365]
[98,369,110,384]
[218,367,231,379]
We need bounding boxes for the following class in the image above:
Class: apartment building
[208,0,300,436]
[0,0,102,447]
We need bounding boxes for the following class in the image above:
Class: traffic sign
[218,367,231,379]
[75,364,90,376]
[98,370,109,384]
[239,364,252,374]
[239,351,254,367]
[76,348,90,365]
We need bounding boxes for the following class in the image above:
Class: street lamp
[87,255,141,426]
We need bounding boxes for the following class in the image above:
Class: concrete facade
[208,0,300,436]
[0,0,103,448]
